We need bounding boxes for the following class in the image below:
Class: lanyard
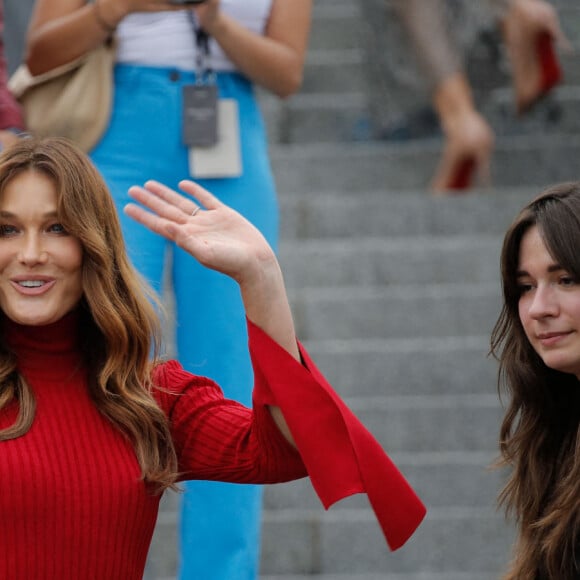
[188,11,214,83]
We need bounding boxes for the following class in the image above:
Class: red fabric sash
[249,320,426,551]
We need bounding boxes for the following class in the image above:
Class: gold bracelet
[93,0,117,34]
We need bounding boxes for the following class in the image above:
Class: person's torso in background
[116,0,273,72]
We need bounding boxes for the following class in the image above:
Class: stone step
[154,451,506,514]
[301,48,370,95]
[466,43,580,93]
[260,506,514,576]
[279,235,502,288]
[300,335,496,398]
[342,393,502,453]
[145,511,178,579]
[149,452,508,505]
[264,452,506,511]
[261,82,580,144]
[547,0,579,6]
[260,575,496,580]
[259,91,373,145]
[269,134,580,193]
[156,572,502,579]
[278,188,531,240]
[149,504,514,578]
[290,283,502,341]
[381,0,579,14]
[482,86,580,137]
[309,4,368,52]
[314,0,357,6]
[149,451,512,578]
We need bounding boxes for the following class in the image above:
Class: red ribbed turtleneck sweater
[0,313,159,579]
[0,313,306,579]
[0,312,426,579]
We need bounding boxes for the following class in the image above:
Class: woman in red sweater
[0,136,425,579]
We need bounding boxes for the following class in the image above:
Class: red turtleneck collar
[2,310,84,381]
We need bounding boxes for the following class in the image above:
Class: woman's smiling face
[518,225,580,378]
[0,169,83,326]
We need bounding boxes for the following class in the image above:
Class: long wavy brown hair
[491,181,580,579]
[0,137,178,492]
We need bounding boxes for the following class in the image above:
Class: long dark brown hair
[491,181,580,579]
[0,137,178,492]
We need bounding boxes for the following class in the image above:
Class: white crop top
[115,0,273,72]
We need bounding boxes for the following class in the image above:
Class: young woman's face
[518,225,580,377]
[0,170,83,326]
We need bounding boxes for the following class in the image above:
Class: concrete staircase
[146,0,580,578]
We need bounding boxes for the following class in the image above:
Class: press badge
[189,99,242,178]
[182,84,218,147]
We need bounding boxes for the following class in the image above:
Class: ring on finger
[190,206,201,217]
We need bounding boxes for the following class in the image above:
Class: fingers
[127,183,192,225]
[128,179,214,217]
[124,179,225,234]
[177,179,223,210]
[141,180,199,216]
[141,179,224,212]
[124,201,175,238]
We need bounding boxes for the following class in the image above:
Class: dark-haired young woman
[492,181,580,579]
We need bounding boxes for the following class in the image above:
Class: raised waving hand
[125,179,300,362]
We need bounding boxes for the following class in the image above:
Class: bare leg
[392,0,461,91]
[500,0,568,113]
[431,73,494,194]
[393,0,494,193]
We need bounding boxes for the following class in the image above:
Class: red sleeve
[0,3,24,131]
[248,319,426,552]
[153,360,306,484]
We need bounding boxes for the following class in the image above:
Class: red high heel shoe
[538,31,562,94]
[518,31,563,114]
[445,156,476,191]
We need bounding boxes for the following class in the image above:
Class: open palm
[124,180,276,284]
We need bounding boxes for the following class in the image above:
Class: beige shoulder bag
[8,34,116,153]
